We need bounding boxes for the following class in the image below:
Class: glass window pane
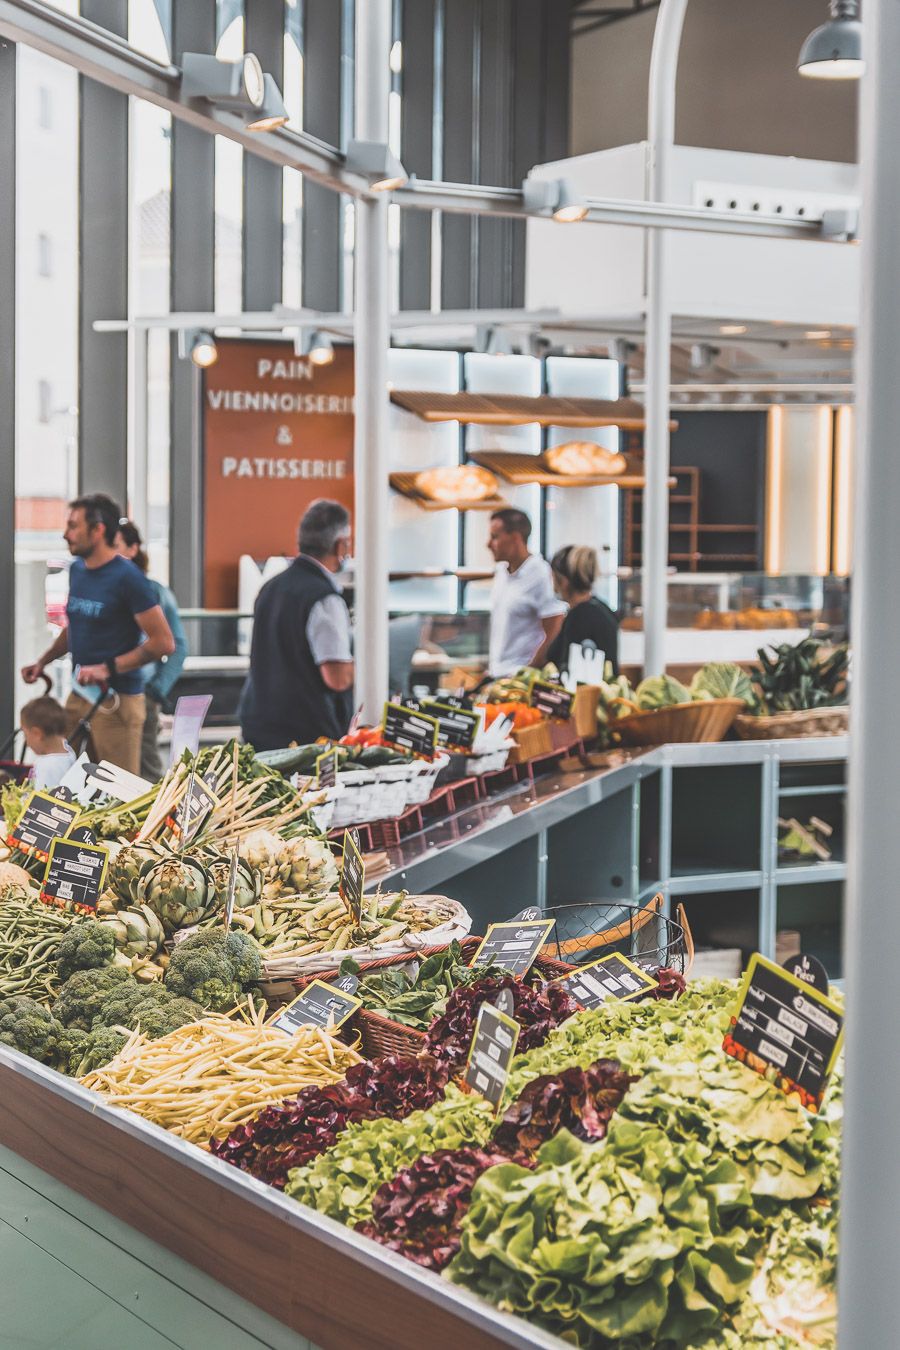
[128,0,171,62]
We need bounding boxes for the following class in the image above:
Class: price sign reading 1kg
[168,775,218,847]
[723,953,844,1112]
[381,701,439,760]
[272,979,362,1036]
[529,680,574,721]
[339,829,365,926]
[6,790,81,861]
[554,952,658,1010]
[470,919,556,978]
[425,700,482,753]
[464,1001,520,1110]
[316,747,340,789]
[40,838,109,913]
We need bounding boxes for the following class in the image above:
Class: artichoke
[207,855,262,911]
[240,829,337,899]
[107,842,163,906]
[99,904,165,960]
[138,854,213,935]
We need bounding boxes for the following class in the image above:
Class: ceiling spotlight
[294,329,335,365]
[522,175,588,223]
[181,51,266,108]
[178,329,218,368]
[345,139,408,192]
[798,1,863,79]
[805,330,832,340]
[246,74,289,131]
[719,324,747,336]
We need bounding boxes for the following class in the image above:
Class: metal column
[398,0,436,311]
[0,36,15,740]
[353,0,391,720]
[303,0,343,311]
[169,0,216,606]
[643,0,687,676]
[243,0,284,312]
[838,0,900,1339]
[78,0,129,505]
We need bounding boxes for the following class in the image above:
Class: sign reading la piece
[203,339,356,608]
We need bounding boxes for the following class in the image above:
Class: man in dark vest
[239,499,354,750]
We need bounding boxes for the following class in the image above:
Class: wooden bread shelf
[390,388,677,430]
[389,471,507,512]
[468,450,675,490]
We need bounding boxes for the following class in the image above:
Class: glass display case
[618,572,850,637]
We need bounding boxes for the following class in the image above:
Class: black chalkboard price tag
[40,837,109,912]
[554,952,658,1009]
[442,693,474,711]
[6,790,81,861]
[424,700,482,752]
[339,829,365,925]
[168,774,218,846]
[381,701,439,760]
[271,979,362,1036]
[470,919,556,977]
[783,951,829,995]
[724,953,844,1111]
[316,747,340,788]
[530,680,574,721]
[464,1002,520,1110]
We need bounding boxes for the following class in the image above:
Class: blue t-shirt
[66,556,158,694]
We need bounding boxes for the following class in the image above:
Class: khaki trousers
[65,691,146,776]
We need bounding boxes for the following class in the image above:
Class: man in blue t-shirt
[21,493,175,775]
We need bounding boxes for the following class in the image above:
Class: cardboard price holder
[6,790,81,861]
[470,919,556,978]
[272,978,362,1036]
[381,701,439,759]
[339,829,365,926]
[723,953,844,1111]
[40,838,109,912]
[530,679,574,721]
[424,700,481,752]
[316,747,340,788]
[555,952,658,1009]
[464,1001,520,1110]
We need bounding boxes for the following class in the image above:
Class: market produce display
[343,940,509,1030]
[0,883,78,1001]
[424,972,580,1071]
[80,1001,362,1146]
[599,661,754,724]
[749,637,849,715]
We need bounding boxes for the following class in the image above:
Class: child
[21,696,77,790]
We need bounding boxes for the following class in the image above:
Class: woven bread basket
[733,705,849,740]
[612,698,745,747]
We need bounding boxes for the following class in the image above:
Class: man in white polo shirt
[487,508,565,676]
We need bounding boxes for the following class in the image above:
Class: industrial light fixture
[522,175,588,223]
[294,329,335,365]
[798,1,864,79]
[178,329,218,368]
[805,329,832,339]
[476,326,513,356]
[246,75,289,132]
[345,139,408,192]
[180,52,266,108]
[719,324,747,336]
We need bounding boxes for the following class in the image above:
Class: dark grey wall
[572,0,858,164]
[670,411,767,570]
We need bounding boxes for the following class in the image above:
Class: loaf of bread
[543,441,628,477]
[414,465,498,502]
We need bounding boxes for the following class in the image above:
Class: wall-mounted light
[181,52,266,108]
[522,175,588,223]
[294,329,335,365]
[246,75,289,132]
[345,139,408,192]
[798,1,864,79]
[178,329,218,368]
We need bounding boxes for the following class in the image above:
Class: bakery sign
[203,339,355,607]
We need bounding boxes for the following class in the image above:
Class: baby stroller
[0,676,110,785]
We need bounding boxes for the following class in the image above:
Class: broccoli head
[95,981,203,1039]
[51,966,132,1030]
[74,1025,129,1076]
[163,928,261,1011]
[54,920,117,982]
[57,1027,92,1075]
[0,996,65,1066]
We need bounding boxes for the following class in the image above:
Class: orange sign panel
[203,339,355,607]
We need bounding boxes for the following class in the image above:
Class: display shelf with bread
[389,465,506,512]
[468,448,675,489]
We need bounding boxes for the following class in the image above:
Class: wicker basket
[613,698,745,747]
[733,705,849,740]
[295,934,574,1059]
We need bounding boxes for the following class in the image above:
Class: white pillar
[353,0,392,721]
[838,1,900,1339]
[643,0,687,675]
